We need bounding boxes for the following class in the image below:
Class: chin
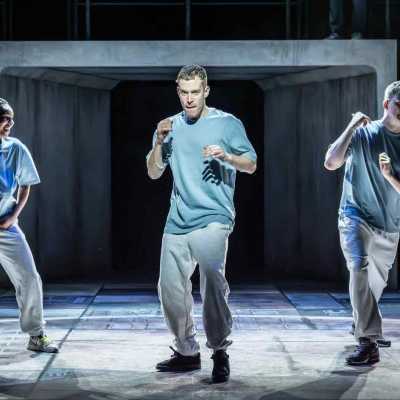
[187,112,200,120]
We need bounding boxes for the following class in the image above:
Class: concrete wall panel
[0,75,111,284]
[264,74,376,281]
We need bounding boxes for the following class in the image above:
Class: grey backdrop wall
[264,74,377,281]
[0,75,111,284]
[0,71,382,285]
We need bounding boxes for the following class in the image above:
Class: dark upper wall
[2,1,399,40]
[0,75,111,284]
[264,74,377,282]
[111,80,264,284]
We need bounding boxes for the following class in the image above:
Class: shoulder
[356,120,382,141]
[168,112,184,124]
[5,137,28,152]
[209,108,244,128]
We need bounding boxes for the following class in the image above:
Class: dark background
[1,0,399,41]
[111,81,265,284]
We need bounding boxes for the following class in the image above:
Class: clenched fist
[156,118,173,145]
[379,152,393,179]
[203,145,231,162]
[350,112,371,130]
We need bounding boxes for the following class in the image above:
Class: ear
[204,85,210,98]
[383,99,389,110]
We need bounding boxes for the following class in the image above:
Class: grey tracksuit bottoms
[158,222,232,356]
[0,224,45,336]
[339,215,399,341]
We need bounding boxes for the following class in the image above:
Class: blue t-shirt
[0,137,40,219]
[149,108,257,234]
[339,120,400,232]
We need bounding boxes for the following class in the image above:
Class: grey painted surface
[1,284,400,398]
[0,40,396,114]
[0,75,111,283]
[264,74,377,282]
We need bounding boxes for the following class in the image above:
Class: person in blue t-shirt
[325,81,400,366]
[0,98,57,353]
[147,65,257,383]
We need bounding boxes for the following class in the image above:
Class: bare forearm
[385,174,400,194]
[147,144,165,179]
[225,153,257,174]
[324,124,355,170]
[13,186,30,218]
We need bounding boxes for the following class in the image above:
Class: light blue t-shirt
[0,137,40,219]
[340,120,400,232]
[149,108,257,234]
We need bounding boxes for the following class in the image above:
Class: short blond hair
[176,64,208,88]
[384,81,400,101]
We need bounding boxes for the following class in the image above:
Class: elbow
[324,159,340,171]
[247,162,257,174]
[147,170,160,180]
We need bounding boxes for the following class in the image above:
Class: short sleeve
[16,144,40,186]
[223,116,257,162]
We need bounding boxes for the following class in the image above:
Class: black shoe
[346,340,379,366]
[325,32,344,40]
[377,338,391,348]
[211,350,230,383]
[156,347,201,372]
[349,322,391,347]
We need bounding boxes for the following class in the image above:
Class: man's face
[384,96,400,122]
[0,112,14,138]
[177,77,209,121]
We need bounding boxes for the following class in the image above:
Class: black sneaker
[377,338,391,348]
[211,350,230,383]
[349,322,391,347]
[156,347,201,372]
[346,341,379,366]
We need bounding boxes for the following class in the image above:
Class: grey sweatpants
[339,215,399,341]
[0,224,45,336]
[158,222,232,356]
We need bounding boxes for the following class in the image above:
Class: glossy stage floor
[1,283,400,399]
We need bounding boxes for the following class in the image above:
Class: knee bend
[347,257,369,272]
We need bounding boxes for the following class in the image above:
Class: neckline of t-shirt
[378,119,400,138]
[181,107,217,125]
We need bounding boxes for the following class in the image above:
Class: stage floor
[1,283,400,399]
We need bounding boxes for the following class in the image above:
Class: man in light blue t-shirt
[325,81,400,366]
[147,65,257,383]
[0,98,58,353]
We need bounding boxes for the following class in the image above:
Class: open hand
[203,145,230,161]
